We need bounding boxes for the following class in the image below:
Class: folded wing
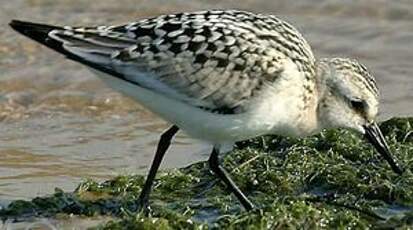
[10,11,296,113]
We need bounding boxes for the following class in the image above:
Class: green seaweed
[1,117,412,229]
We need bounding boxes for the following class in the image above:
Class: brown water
[0,0,412,205]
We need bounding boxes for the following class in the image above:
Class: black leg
[136,125,179,211]
[208,147,255,211]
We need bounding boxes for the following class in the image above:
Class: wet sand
[0,0,412,202]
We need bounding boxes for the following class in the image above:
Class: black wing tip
[9,19,69,55]
[9,20,128,83]
[9,19,28,29]
[9,19,62,43]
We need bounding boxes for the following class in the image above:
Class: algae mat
[1,118,412,229]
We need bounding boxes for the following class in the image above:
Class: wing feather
[21,10,301,113]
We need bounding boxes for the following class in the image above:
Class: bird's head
[316,57,403,174]
[317,58,379,132]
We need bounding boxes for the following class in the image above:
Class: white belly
[91,67,313,145]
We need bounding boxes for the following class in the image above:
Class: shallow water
[0,216,112,230]
[0,0,412,204]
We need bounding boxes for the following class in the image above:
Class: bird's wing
[11,10,314,113]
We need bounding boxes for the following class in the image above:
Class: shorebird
[10,9,403,211]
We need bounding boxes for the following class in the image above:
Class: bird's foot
[243,201,256,212]
[129,197,152,216]
[249,205,261,214]
[192,179,219,198]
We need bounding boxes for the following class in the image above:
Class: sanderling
[10,9,403,211]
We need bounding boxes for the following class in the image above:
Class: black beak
[363,122,403,175]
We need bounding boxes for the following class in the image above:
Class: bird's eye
[350,99,365,112]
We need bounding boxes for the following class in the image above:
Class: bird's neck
[314,59,334,130]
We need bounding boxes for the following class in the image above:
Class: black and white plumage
[10,9,402,211]
[11,10,315,114]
